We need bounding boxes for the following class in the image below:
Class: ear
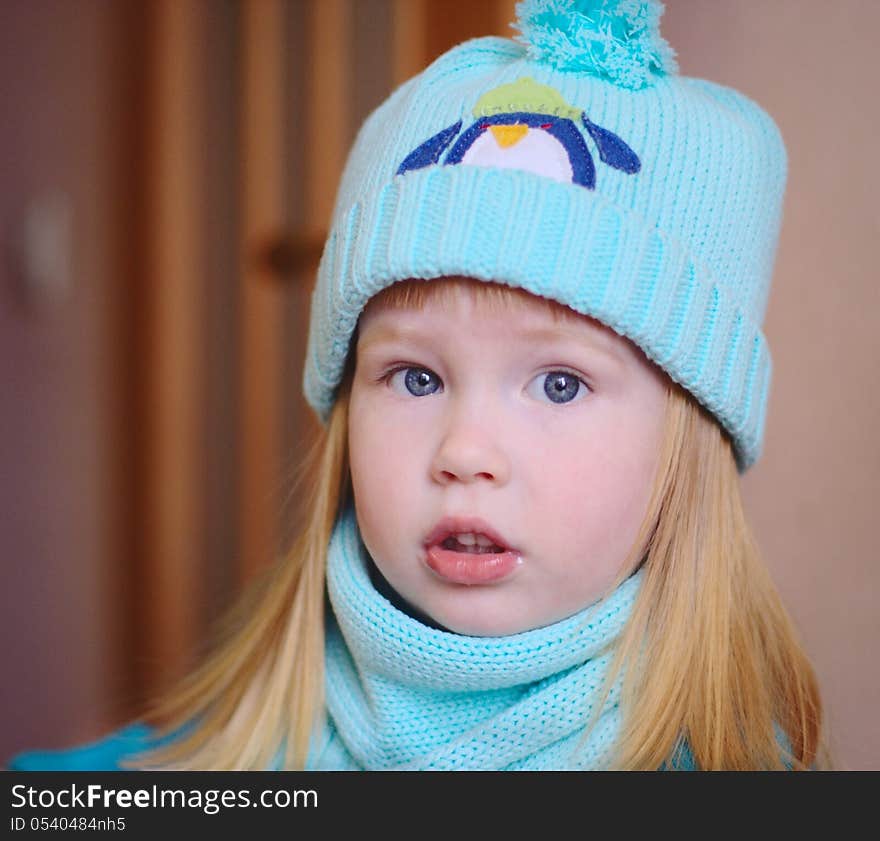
[396,120,463,175]
[581,114,641,174]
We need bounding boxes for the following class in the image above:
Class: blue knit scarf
[307,501,643,770]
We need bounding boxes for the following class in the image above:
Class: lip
[423,515,519,555]
[424,544,522,585]
[423,515,522,586]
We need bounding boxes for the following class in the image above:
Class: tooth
[474,534,494,547]
[455,533,477,546]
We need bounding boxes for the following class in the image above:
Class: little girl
[10,0,829,771]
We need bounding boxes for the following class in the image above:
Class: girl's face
[348,280,668,636]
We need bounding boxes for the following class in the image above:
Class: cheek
[536,439,617,536]
[526,416,654,549]
[350,401,418,479]
[348,394,423,543]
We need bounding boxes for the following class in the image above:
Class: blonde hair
[128,277,831,770]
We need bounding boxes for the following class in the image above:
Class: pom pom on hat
[511,0,678,89]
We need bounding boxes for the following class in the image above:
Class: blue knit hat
[302,0,787,472]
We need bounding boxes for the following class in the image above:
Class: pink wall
[662,0,880,769]
[0,0,125,758]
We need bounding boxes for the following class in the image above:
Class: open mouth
[422,518,521,584]
[425,534,521,585]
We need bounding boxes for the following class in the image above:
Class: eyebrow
[358,322,625,366]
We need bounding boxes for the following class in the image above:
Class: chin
[424,604,535,638]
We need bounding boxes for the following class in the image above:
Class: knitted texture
[512,0,679,88]
[310,500,643,770]
[302,0,787,472]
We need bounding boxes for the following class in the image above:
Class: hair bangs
[362,276,584,325]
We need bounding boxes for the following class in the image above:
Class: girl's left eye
[380,365,591,405]
[529,369,591,405]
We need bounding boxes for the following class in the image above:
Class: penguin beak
[489,124,528,148]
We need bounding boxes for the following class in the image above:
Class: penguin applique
[396,76,640,190]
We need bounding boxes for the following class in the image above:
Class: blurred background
[1,0,877,770]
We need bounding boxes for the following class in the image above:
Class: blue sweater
[8,724,165,771]
[7,722,697,770]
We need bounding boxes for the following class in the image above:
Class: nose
[430,405,510,486]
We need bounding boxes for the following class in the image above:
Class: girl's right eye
[383,366,442,397]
